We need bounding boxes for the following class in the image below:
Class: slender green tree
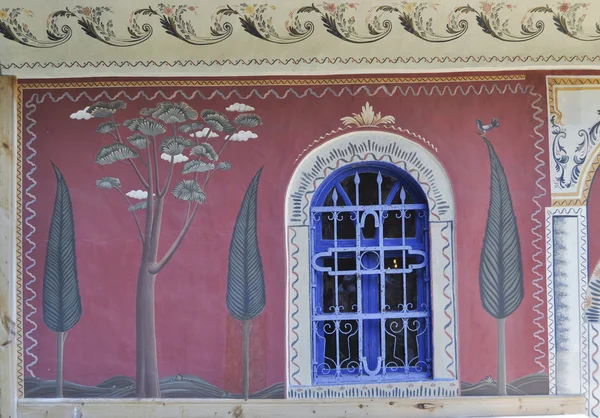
[226,168,265,400]
[478,133,524,396]
[42,162,82,397]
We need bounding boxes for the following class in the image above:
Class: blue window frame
[310,162,432,384]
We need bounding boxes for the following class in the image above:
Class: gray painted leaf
[96,121,117,134]
[191,143,218,161]
[95,143,138,165]
[202,112,235,134]
[172,180,206,202]
[226,168,265,321]
[234,114,262,128]
[128,201,148,212]
[478,137,524,319]
[182,160,214,174]
[42,163,82,333]
[96,176,121,189]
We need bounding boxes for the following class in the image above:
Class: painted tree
[42,162,82,397]
[226,168,265,400]
[478,133,524,396]
[76,100,262,397]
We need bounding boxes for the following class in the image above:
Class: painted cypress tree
[42,162,82,397]
[226,168,265,400]
[478,133,524,396]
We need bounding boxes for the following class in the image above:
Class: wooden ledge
[18,395,585,418]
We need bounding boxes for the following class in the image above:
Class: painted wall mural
[4,1,600,77]
[17,74,552,400]
[3,2,600,48]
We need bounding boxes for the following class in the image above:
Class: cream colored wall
[0,1,600,77]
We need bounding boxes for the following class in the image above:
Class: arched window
[310,162,431,384]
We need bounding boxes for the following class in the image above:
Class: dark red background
[21,72,552,393]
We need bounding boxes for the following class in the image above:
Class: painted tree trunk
[497,318,507,396]
[56,331,64,397]
[135,259,160,398]
[242,320,251,400]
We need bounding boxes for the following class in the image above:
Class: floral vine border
[0,1,598,48]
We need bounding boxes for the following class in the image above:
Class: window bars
[310,164,432,384]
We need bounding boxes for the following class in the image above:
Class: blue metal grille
[310,162,432,384]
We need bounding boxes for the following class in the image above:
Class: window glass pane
[322,257,358,314]
[321,320,360,372]
[384,319,419,369]
[383,210,417,238]
[339,176,357,205]
[358,172,379,205]
[321,210,356,240]
[384,256,420,311]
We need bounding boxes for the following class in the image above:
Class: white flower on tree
[226,103,255,112]
[160,153,189,164]
[228,130,258,142]
[126,190,149,200]
[70,107,92,120]
[190,128,219,139]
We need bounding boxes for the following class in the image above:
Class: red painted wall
[21,73,551,393]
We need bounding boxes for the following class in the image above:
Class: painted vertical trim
[545,207,588,401]
[0,76,18,418]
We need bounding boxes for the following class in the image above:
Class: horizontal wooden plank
[18,395,585,418]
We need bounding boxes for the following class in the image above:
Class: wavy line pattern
[591,324,600,418]
[16,91,24,396]
[8,54,600,72]
[528,87,548,374]
[545,210,556,393]
[288,227,301,386]
[22,82,530,104]
[579,209,589,405]
[440,222,456,378]
[23,95,39,377]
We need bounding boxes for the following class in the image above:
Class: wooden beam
[18,396,585,418]
[0,76,17,418]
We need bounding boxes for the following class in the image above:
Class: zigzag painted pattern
[6,55,600,71]
[529,89,548,374]
[440,222,456,378]
[545,210,556,393]
[23,96,39,378]
[288,227,302,386]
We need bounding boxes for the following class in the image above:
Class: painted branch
[149,203,200,274]
[152,138,160,196]
[143,145,155,242]
[242,320,251,401]
[129,160,150,190]
[497,317,507,396]
[112,115,150,190]
[159,158,175,198]
[56,331,64,398]
[116,188,144,243]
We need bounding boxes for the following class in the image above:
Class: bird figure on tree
[475,117,500,135]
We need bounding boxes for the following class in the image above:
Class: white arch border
[284,130,460,399]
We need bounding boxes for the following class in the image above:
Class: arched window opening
[310,162,431,384]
